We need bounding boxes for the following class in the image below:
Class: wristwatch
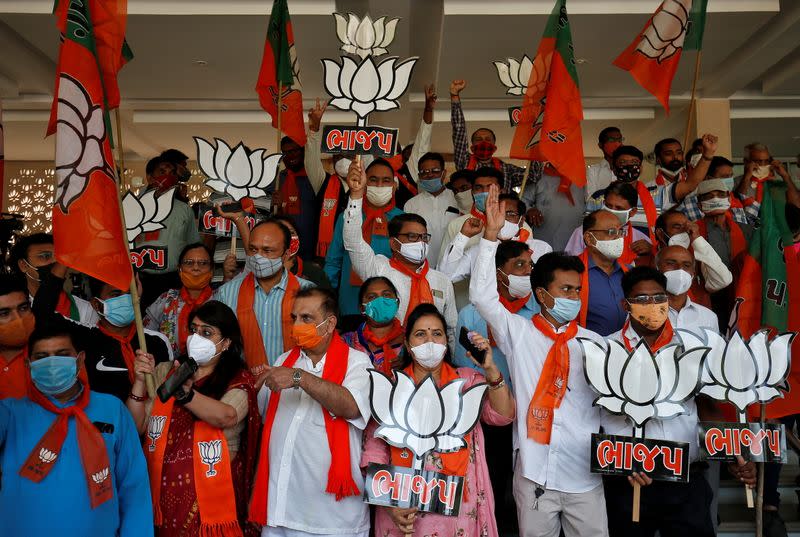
[292,369,303,390]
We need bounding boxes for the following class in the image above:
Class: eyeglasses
[418,167,443,178]
[626,294,668,305]
[396,232,431,243]
[606,136,625,143]
[181,259,212,268]
[588,227,627,238]
[505,211,520,219]
[189,324,220,338]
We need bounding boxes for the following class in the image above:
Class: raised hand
[770,159,790,180]
[388,507,417,535]
[424,84,437,110]
[222,253,239,281]
[465,332,498,377]
[483,184,504,240]
[701,133,718,158]
[308,98,328,133]
[460,217,484,238]
[347,158,367,199]
[450,79,466,100]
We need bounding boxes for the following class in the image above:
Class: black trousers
[603,465,715,537]
[483,423,518,533]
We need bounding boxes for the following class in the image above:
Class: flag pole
[755,402,766,537]
[272,81,283,214]
[113,108,156,399]
[682,50,703,152]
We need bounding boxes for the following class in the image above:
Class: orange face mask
[0,314,35,347]
[180,270,213,290]
[291,319,329,349]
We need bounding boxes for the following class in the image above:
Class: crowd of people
[1,80,799,537]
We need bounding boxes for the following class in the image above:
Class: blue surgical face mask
[542,289,581,324]
[100,293,135,327]
[363,296,400,324]
[30,355,78,395]
[719,176,736,191]
[420,177,443,193]
[473,191,489,212]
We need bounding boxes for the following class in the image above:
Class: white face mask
[689,153,702,168]
[602,204,631,225]
[366,185,394,207]
[499,270,532,298]
[455,190,473,213]
[752,165,771,180]
[667,232,692,249]
[186,334,222,365]
[411,341,448,369]
[334,157,352,178]
[664,269,693,295]
[395,238,428,264]
[497,219,522,240]
[700,197,731,214]
[590,234,624,260]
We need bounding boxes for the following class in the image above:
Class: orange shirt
[0,350,28,399]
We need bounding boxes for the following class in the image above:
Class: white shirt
[690,236,733,292]
[470,238,604,493]
[602,323,701,462]
[256,346,371,536]
[343,197,458,346]
[669,295,719,333]
[439,232,552,283]
[403,188,460,263]
[563,225,650,256]
[586,159,616,201]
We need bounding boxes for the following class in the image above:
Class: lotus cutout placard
[364,369,487,516]
[334,13,399,59]
[121,187,176,247]
[194,137,281,201]
[494,55,534,96]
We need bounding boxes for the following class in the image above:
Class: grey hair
[744,142,770,158]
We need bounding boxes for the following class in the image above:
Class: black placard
[196,203,262,238]
[130,246,168,271]
[321,125,399,157]
[590,433,690,483]
[508,106,522,127]
[364,463,464,516]
[699,421,787,463]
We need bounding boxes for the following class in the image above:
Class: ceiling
[1,0,800,165]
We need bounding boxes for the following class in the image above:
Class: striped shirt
[213,268,313,365]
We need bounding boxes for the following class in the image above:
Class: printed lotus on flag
[38,448,57,464]
[91,467,109,484]
[368,369,487,459]
[637,0,690,63]
[580,334,708,427]
[494,55,534,95]
[322,55,417,120]
[195,137,281,201]
[121,187,176,246]
[54,73,115,212]
[334,13,399,59]
[680,328,794,413]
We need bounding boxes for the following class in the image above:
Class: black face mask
[663,159,684,172]
[615,164,641,182]
[26,262,53,282]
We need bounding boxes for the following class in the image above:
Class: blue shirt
[323,207,404,316]
[586,256,626,336]
[453,295,540,389]
[214,269,314,365]
[0,390,152,536]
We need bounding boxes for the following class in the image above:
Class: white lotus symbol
[680,329,795,414]
[195,138,281,202]
[198,440,223,477]
[322,56,417,120]
[122,187,176,246]
[334,13,399,59]
[637,0,691,63]
[580,331,708,428]
[494,55,534,96]
[147,415,167,452]
[38,448,57,464]
[91,467,110,484]
[54,73,115,212]
[368,369,487,460]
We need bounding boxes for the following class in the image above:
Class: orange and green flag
[510,0,586,189]
[613,0,708,114]
[256,0,306,146]
[49,0,132,291]
[731,182,800,419]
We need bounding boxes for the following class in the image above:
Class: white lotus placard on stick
[123,187,176,272]
[333,13,399,59]
[194,137,281,201]
[494,55,534,96]
[364,369,487,517]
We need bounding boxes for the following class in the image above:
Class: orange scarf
[294,257,304,278]
[578,250,629,327]
[178,286,213,354]
[543,164,574,205]
[469,206,487,224]
[634,181,658,234]
[528,315,578,444]
[97,323,137,384]
[389,362,471,478]
[317,175,343,257]
[386,153,418,197]
[697,213,746,264]
[146,394,242,536]
[237,271,299,371]
[621,318,674,352]
[362,319,404,374]
[389,258,434,324]
[279,168,306,215]
[20,379,113,508]
[466,154,503,172]
[249,334,359,525]
[488,294,531,346]
[516,228,531,242]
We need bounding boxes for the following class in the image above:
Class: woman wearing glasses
[145,243,215,355]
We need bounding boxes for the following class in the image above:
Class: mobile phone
[217,201,243,214]
[157,358,199,403]
[459,327,486,364]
